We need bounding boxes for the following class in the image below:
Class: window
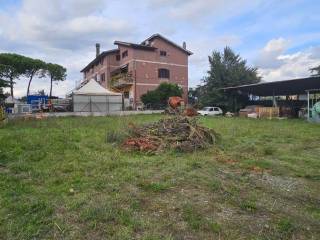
[100,73,105,82]
[214,107,219,111]
[116,54,120,61]
[124,91,129,99]
[158,68,170,79]
[122,50,128,58]
[160,50,167,56]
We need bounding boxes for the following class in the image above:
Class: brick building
[80,34,192,109]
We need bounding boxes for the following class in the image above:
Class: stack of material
[239,105,280,118]
[257,107,279,118]
[123,116,218,152]
[239,105,261,117]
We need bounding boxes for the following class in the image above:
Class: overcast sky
[0,0,320,97]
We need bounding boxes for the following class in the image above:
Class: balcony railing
[110,72,134,89]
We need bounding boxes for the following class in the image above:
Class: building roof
[222,77,320,96]
[80,49,119,73]
[114,41,157,51]
[142,33,193,55]
[73,79,122,96]
[80,34,193,73]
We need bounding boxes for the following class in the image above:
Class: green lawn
[0,115,319,240]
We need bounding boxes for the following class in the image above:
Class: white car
[198,107,223,116]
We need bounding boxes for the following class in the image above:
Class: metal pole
[272,90,276,107]
[307,91,310,121]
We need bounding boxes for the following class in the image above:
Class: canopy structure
[73,79,122,96]
[73,79,123,112]
[5,96,20,104]
[222,76,320,121]
[222,77,320,96]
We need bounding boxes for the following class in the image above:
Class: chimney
[182,41,186,50]
[96,43,100,57]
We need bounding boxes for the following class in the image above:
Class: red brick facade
[81,34,192,109]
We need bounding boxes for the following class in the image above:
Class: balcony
[110,72,134,89]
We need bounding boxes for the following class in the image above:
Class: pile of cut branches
[123,116,219,152]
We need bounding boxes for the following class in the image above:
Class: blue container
[27,95,48,104]
[27,95,49,111]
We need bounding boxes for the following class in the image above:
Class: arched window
[158,68,170,79]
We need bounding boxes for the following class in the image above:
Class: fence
[73,95,123,112]
[257,107,280,119]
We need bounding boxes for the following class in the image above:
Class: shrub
[105,130,125,143]
[141,82,183,109]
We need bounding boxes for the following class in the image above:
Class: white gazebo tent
[5,96,21,105]
[73,79,123,112]
[4,96,21,114]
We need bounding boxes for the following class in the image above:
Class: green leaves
[198,46,261,111]
[46,63,67,82]
[141,82,183,109]
[46,63,67,97]
[0,53,67,97]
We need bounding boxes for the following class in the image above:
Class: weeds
[277,218,295,236]
[105,129,126,143]
[239,200,257,212]
[0,115,319,239]
[138,181,171,192]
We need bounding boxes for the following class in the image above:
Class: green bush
[141,82,183,109]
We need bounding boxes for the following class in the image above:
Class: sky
[0,0,320,97]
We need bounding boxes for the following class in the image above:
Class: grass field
[0,115,319,239]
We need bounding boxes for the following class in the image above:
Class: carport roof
[222,77,320,96]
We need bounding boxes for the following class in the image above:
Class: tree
[36,89,47,96]
[0,68,10,89]
[197,47,261,111]
[310,65,320,77]
[141,82,183,109]
[46,63,67,98]
[0,53,26,97]
[0,73,9,102]
[24,58,46,96]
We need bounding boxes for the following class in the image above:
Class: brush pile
[123,116,218,153]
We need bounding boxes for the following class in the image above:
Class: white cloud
[149,0,263,21]
[1,0,319,96]
[258,44,320,82]
[0,0,133,97]
[254,38,289,69]
[264,38,288,52]
[1,0,131,50]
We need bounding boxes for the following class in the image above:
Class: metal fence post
[307,90,310,121]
